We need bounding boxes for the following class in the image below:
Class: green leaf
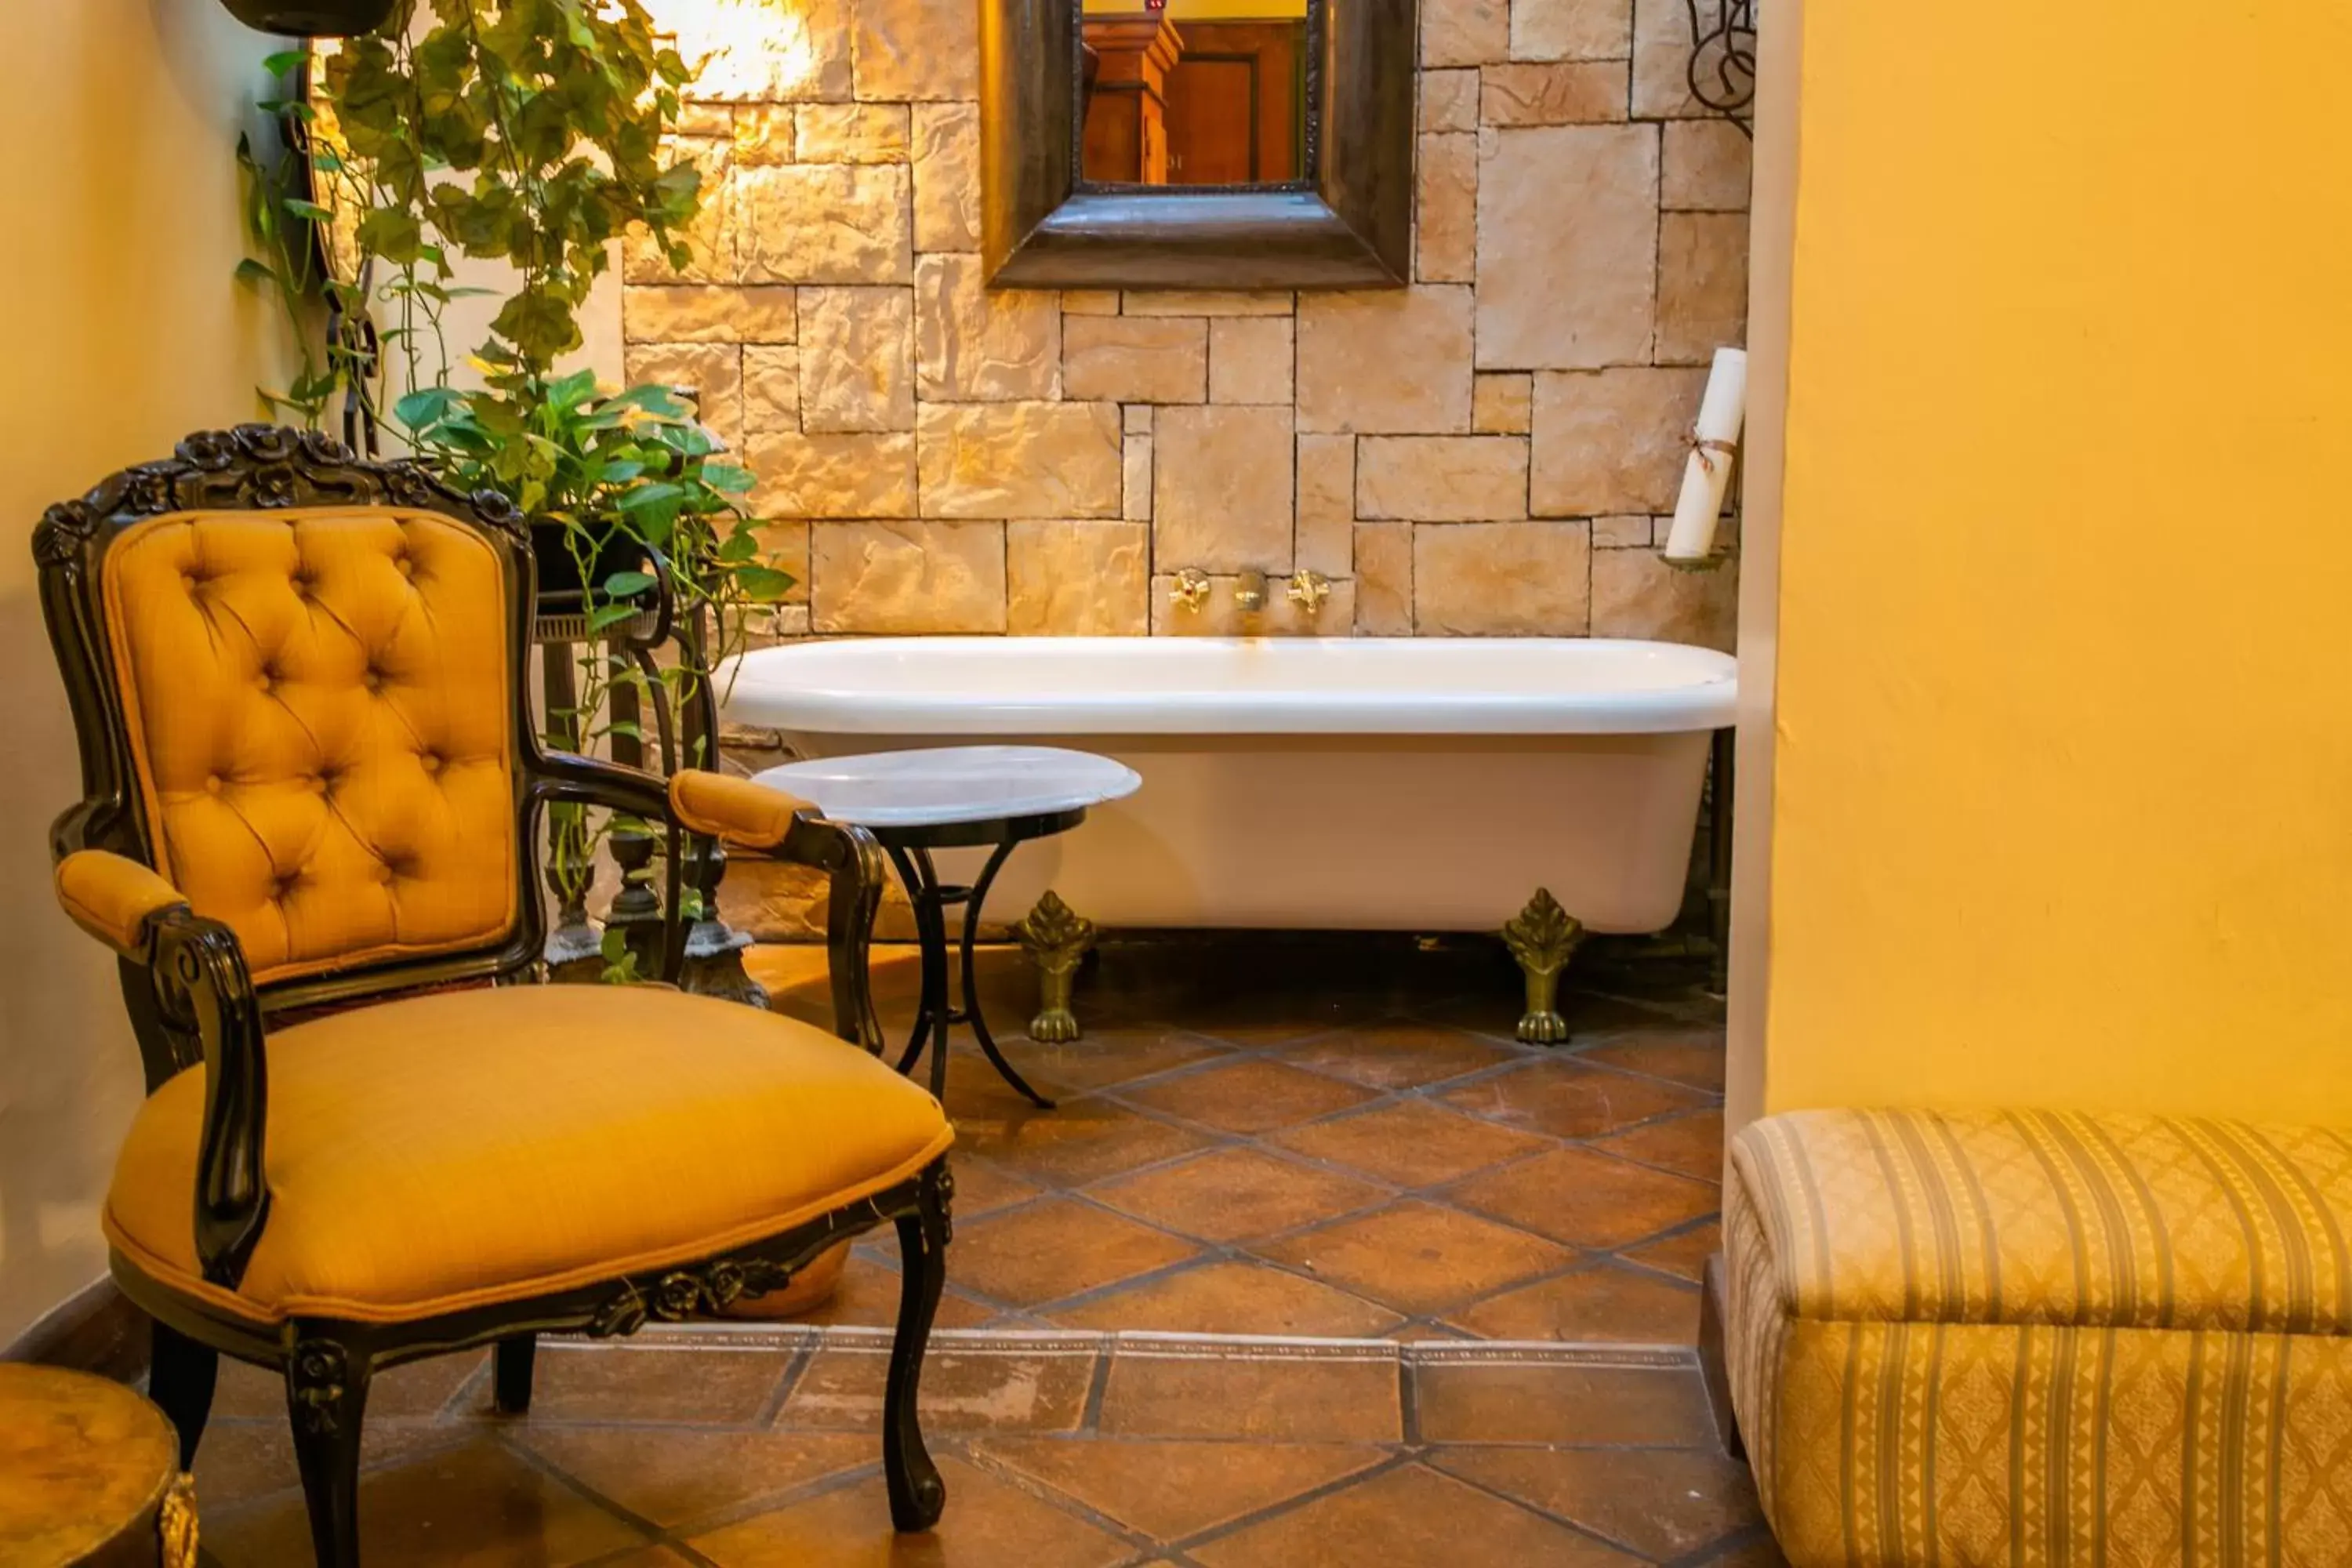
[733,566,796,603]
[281,197,333,222]
[586,602,641,632]
[601,569,657,597]
[615,482,683,513]
[233,257,278,287]
[263,48,307,78]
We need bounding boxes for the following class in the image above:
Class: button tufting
[273,873,299,899]
[419,752,443,775]
[363,670,384,693]
[203,775,223,796]
[395,557,416,579]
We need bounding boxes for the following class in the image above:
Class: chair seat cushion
[105,985,953,1324]
[1731,1108,2352,1334]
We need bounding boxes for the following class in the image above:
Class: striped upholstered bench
[1714,1109,2352,1568]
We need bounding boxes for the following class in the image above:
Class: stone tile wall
[629,0,1748,647]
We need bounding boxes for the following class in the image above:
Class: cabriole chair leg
[285,1335,372,1568]
[148,1320,219,1469]
[493,1334,537,1415]
[884,1162,952,1531]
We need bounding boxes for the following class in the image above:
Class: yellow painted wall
[1755,0,2352,1120]
[0,1,289,1342]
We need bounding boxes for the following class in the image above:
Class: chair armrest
[55,849,188,957]
[670,769,811,848]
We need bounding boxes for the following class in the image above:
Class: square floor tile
[688,1454,1130,1568]
[1271,1099,1555,1189]
[1251,1200,1576,1316]
[978,1436,1386,1544]
[1413,1359,1716,1446]
[1437,1059,1713,1140]
[519,1428,876,1530]
[207,1348,483,1421]
[1445,1144,1719,1250]
[1592,1108,1727,1181]
[779,1247,996,1330]
[1445,1263,1701,1342]
[1119,1058,1382,1136]
[1048,1259,1405,1338]
[192,1421,470,1512]
[953,1099,1218,1188]
[1276,1020,1521,1091]
[994,1023,1234,1092]
[1100,1350,1402,1442]
[1429,1445,1763,1562]
[1623,1219,1719,1282]
[950,1197,1203,1308]
[776,1342,1098,1434]
[525,1345,789,1425]
[1578,1030,1730,1091]
[1187,1462,1639,1567]
[1086,1146,1390,1243]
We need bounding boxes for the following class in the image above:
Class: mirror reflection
[1079,0,1312,187]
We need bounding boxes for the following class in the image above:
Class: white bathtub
[720,637,1737,935]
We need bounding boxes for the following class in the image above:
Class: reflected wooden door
[1164,56,1258,183]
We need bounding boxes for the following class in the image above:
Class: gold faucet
[1171,568,1211,612]
[1234,567,1268,612]
[1287,570,1331,615]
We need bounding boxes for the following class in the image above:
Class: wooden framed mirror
[980,0,1416,290]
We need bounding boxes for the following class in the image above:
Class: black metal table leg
[885,844,953,1100]
[960,840,1056,1109]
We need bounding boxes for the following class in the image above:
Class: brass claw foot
[1015,891,1097,1043]
[1501,887,1584,1046]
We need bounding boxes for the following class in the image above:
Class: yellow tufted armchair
[32,426,956,1566]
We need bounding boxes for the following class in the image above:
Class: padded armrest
[56,850,190,957]
[670,770,815,849]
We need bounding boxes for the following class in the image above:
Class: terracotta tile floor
[188,938,1784,1566]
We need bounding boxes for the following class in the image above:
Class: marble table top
[754,745,1142,829]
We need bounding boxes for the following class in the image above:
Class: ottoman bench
[1710,1108,2352,1567]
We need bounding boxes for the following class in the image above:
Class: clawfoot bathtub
[721,637,1737,1039]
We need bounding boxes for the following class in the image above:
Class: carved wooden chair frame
[33,426,949,1566]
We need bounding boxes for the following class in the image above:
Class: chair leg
[148,1320,219,1468]
[493,1334,537,1416]
[285,1336,372,1568]
[884,1162,952,1532]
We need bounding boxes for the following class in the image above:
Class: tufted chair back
[36,426,545,1013]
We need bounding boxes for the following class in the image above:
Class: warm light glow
[642,0,819,102]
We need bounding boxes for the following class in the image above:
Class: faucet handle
[1287,569,1331,615]
[1171,568,1211,612]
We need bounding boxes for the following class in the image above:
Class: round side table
[0,1364,196,1566]
[756,746,1142,1109]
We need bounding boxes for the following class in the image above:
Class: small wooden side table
[0,1364,194,1566]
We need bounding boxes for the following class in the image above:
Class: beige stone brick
[797,286,915,432]
[624,343,743,453]
[1662,119,1753,210]
[1062,291,1123,315]
[1123,404,1155,434]
[747,431,918,518]
[1421,0,1509,66]
[1416,132,1478,283]
[1123,432,1152,521]
[794,103,910,163]
[917,402,1123,518]
[1481,61,1627,125]
[752,521,811,604]
[851,0,979,100]
[1592,513,1655,547]
[1414,521,1592,634]
[1296,285,1475,434]
[1065,317,1208,404]
[1591,546,1737,650]
[745,346,801,432]
[1530,367,1708,514]
[910,103,982,251]
[1209,317,1294,404]
[731,105,794,167]
[1122,291,1294,317]
[1420,67,1479,132]
[1153,405,1296,572]
[914,252,1061,401]
[673,102,735,137]
[1655,211,1749,365]
[1355,522,1414,634]
[1007,521,1150,635]
[624,285,797,345]
[812,520,1007,633]
[737,164,912,285]
[1632,0,1708,118]
[1149,575,1352,636]
[670,0,852,102]
[1475,124,1657,369]
[624,137,733,284]
[1296,434,1356,577]
[1473,372,1535,434]
[1512,0,1632,60]
[1357,436,1529,521]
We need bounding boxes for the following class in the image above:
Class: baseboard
[1698,1252,1744,1459]
[2,1275,148,1383]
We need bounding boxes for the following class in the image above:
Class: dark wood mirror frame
[981,0,1416,290]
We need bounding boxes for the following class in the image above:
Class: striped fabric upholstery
[1727,1109,2352,1568]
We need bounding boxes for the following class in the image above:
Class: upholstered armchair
[33,426,955,1567]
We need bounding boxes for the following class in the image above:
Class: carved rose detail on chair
[289,1340,350,1436]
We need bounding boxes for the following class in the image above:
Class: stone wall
[629,0,1748,646]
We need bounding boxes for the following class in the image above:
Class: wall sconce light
[216,0,395,36]
[1683,0,1757,132]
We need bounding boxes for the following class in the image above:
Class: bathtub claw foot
[1501,888,1584,1047]
[1017,891,1098,1044]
